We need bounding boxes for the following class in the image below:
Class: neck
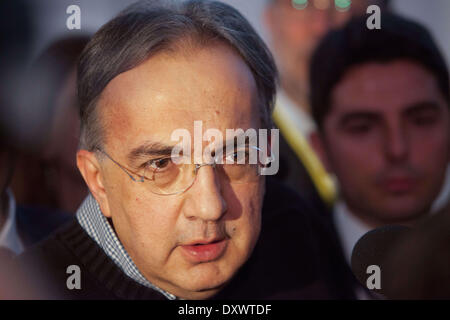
[140,272,223,300]
[345,201,426,229]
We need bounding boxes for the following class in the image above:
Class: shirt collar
[333,201,371,265]
[431,164,450,213]
[76,194,176,300]
[0,189,24,255]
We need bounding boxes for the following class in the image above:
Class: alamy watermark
[366,264,381,290]
[367,5,381,30]
[170,121,279,176]
[66,5,81,30]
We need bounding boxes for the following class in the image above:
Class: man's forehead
[331,60,444,113]
[97,43,261,151]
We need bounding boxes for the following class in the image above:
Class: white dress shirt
[333,201,370,266]
[431,164,450,213]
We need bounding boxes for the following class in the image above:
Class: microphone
[350,225,410,297]
[382,209,450,299]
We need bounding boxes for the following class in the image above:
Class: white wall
[30,0,449,64]
[392,0,450,66]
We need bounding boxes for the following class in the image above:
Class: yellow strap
[273,104,336,205]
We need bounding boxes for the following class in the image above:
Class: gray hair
[78,0,278,151]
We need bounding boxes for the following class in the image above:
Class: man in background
[0,1,72,297]
[0,0,70,258]
[309,13,449,297]
[264,0,391,211]
[11,36,90,214]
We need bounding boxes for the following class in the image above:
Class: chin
[376,200,430,224]
[172,275,228,300]
[173,259,243,299]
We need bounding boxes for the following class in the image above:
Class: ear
[310,131,333,173]
[76,150,111,217]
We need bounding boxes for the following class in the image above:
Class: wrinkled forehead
[97,43,262,154]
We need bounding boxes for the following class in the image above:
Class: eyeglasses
[96,145,271,196]
[290,0,352,11]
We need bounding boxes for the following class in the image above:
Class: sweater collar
[76,194,176,300]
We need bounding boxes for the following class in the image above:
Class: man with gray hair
[9,0,354,300]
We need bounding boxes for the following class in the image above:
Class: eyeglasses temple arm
[95,148,143,182]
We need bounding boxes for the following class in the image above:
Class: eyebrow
[223,132,254,151]
[127,132,254,163]
[339,111,380,127]
[338,101,442,127]
[127,141,175,163]
[403,101,441,116]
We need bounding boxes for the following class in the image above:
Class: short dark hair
[78,0,277,151]
[310,13,450,130]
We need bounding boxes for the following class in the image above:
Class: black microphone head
[383,208,450,299]
[351,225,410,296]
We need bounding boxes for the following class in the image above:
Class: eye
[225,149,250,164]
[227,152,238,162]
[347,123,372,134]
[344,120,374,134]
[411,113,438,126]
[147,157,172,170]
[407,104,440,127]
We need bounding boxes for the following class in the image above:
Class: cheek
[112,192,182,264]
[328,136,382,178]
[409,139,449,194]
[132,196,180,237]
[410,129,450,168]
[224,183,263,248]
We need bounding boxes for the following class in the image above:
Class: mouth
[180,238,228,264]
[381,177,416,194]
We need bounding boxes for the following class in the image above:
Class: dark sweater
[6,179,355,300]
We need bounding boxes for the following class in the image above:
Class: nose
[311,7,332,37]
[384,123,409,163]
[182,164,228,222]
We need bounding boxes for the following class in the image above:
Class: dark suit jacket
[273,133,362,298]
[16,205,72,248]
[0,204,72,297]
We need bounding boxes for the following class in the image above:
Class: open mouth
[180,239,228,263]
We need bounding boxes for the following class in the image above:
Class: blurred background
[29,0,450,64]
[1,0,449,298]
[1,0,449,216]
